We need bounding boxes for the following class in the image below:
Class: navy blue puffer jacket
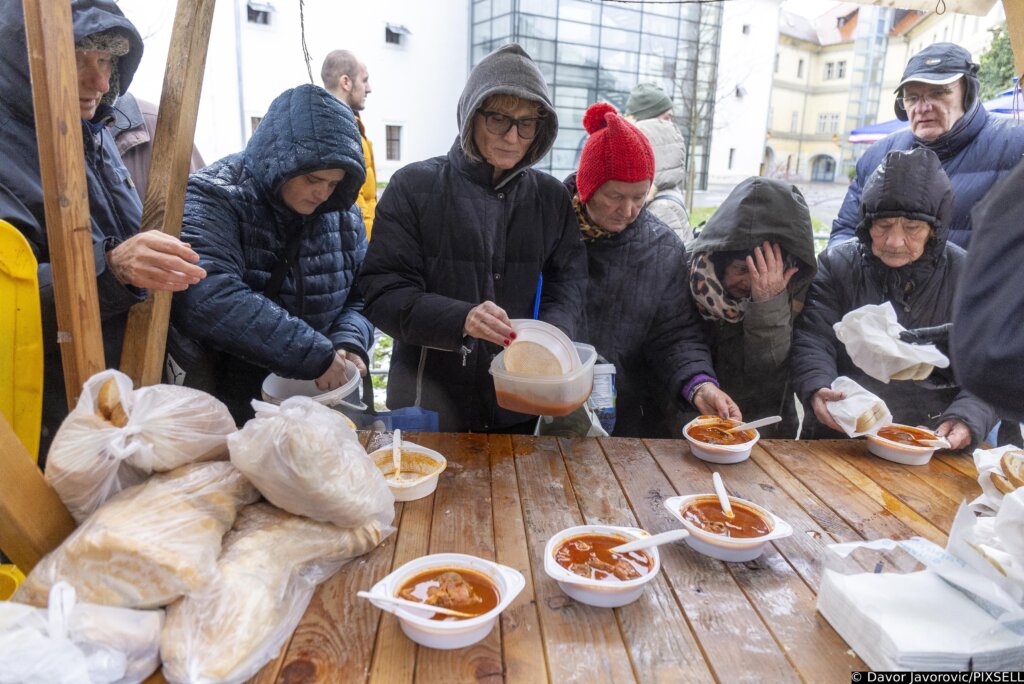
[172,85,373,383]
[829,100,1024,250]
[0,0,146,446]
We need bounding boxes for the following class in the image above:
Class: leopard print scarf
[689,251,747,323]
[573,194,616,242]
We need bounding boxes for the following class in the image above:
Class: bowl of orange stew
[682,416,760,465]
[663,494,793,562]
[362,553,524,650]
[543,525,662,608]
[866,423,946,465]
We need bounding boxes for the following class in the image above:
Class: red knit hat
[576,102,655,204]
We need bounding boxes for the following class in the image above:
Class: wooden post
[22,0,105,408]
[120,0,217,388]
[1006,0,1024,77]
[0,414,75,571]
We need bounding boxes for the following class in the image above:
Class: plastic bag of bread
[833,302,949,383]
[15,462,258,609]
[824,376,893,437]
[228,397,394,529]
[161,503,394,684]
[46,369,238,523]
[0,581,163,684]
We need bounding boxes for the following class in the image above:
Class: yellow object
[0,564,25,600]
[355,116,377,238]
[0,220,42,461]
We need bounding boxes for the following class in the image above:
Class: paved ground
[694,180,851,235]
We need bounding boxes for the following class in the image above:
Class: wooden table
[250,435,980,683]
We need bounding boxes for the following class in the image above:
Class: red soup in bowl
[686,417,756,446]
[397,567,499,621]
[553,534,653,581]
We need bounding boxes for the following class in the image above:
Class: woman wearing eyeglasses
[792,148,996,449]
[359,44,587,433]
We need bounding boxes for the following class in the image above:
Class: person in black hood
[169,84,372,423]
[0,0,205,457]
[828,42,1024,251]
[685,178,817,438]
[565,102,739,437]
[793,148,997,449]
[359,44,587,433]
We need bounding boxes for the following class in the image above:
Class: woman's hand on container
[934,419,970,450]
[694,385,742,421]
[748,241,798,303]
[464,300,514,347]
[811,387,845,433]
[315,350,353,391]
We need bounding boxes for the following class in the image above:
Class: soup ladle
[393,428,402,478]
[609,528,690,554]
[357,591,476,619]
[712,471,735,519]
[725,415,782,433]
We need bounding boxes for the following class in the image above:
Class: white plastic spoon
[712,471,735,519]
[609,528,690,554]
[356,591,475,619]
[392,429,402,478]
[725,415,782,433]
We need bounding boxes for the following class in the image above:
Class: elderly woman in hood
[634,118,692,244]
[564,103,739,438]
[792,148,996,449]
[170,84,373,421]
[359,44,587,433]
[0,0,205,454]
[685,178,817,438]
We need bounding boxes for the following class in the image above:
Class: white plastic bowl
[364,553,525,650]
[866,423,940,466]
[261,360,365,410]
[663,494,792,562]
[369,441,447,502]
[543,525,662,608]
[682,416,760,465]
[491,342,596,417]
[506,319,581,375]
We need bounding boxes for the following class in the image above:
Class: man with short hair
[0,0,205,455]
[322,49,377,237]
[828,42,1024,250]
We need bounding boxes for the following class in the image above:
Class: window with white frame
[386,125,402,161]
[247,1,273,25]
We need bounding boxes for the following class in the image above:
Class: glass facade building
[470,0,724,188]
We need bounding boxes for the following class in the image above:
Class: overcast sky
[779,0,841,18]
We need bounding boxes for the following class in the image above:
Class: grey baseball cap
[896,42,979,91]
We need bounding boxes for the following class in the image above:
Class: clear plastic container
[260,360,365,411]
[491,343,596,417]
[506,319,581,374]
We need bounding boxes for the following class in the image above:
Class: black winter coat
[360,140,587,432]
[794,150,996,444]
[952,157,1024,422]
[565,175,715,438]
[828,101,1024,250]
[0,0,146,446]
[172,85,372,408]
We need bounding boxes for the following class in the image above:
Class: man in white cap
[828,42,1024,250]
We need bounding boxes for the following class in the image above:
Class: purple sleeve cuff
[682,373,719,405]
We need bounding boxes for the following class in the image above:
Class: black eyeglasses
[896,86,956,111]
[477,110,542,140]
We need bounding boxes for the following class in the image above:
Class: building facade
[470,0,724,188]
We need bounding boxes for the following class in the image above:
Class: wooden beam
[0,413,75,572]
[22,0,105,407]
[1006,0,1024,77]
[120,0,217,387]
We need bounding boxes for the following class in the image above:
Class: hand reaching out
[748,241,799,303]
[464,300,515,347]
[934,419,971,450]
[693,384,742,421]
[811,387,846,433]
[107,230,206,291]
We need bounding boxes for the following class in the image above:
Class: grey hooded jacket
[359,44,587,432]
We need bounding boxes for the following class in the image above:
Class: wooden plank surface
[237,435,979,684]
[22,0,105,407]
[119,0,217,387]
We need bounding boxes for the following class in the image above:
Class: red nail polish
[509,332,517,340]
[503,338,511,346]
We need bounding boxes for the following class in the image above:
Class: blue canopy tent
[848,119,910,144]
[984,86,1022,115]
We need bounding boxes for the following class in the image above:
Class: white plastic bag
[161,503,394,684]
[46,370,237,522]
[0,582,162,684]
[16,462,258,609]
[833,303,949,383]
[229,397,394,529]
[825,376,893,437]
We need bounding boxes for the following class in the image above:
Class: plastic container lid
[491,342,596,417]
[505,320,581,375]
[261,359,364,410]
